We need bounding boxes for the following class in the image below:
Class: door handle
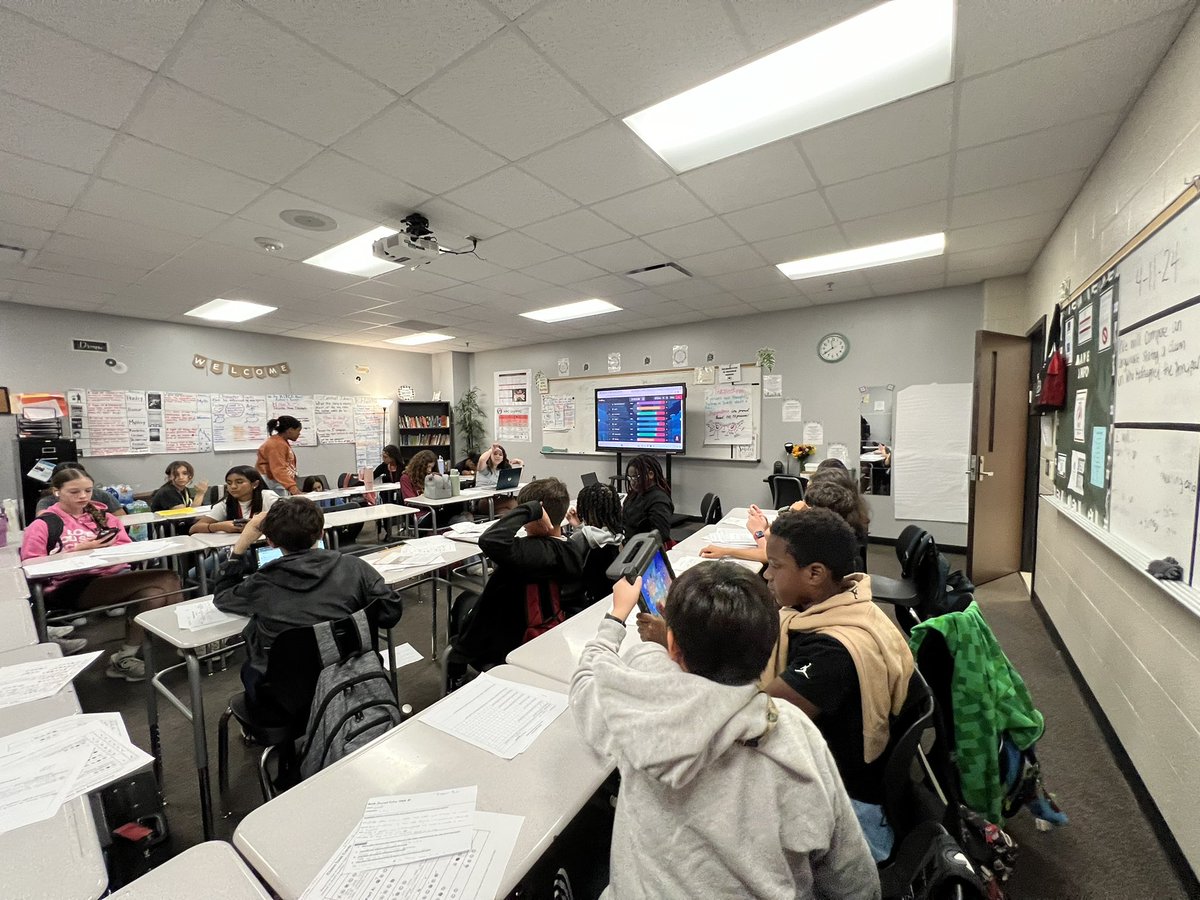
[966,456,994,480]
[978,455,994,478]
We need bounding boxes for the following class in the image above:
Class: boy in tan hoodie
[570,561,879,900]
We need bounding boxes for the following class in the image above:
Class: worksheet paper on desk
[421,673,568,760]
[92,539,183,560]
[705,527,758,547]
[0,713,153,804]
[0,745,90,835]
[176,598,242,631]
[347,787,477,871]
[301,810,522,900]
[0,650,102,709]
[401,537,457,553]
[23,553,102,576]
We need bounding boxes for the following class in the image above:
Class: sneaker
[68,617,87,627]
[106,652,146,682]
[51,636,89,655]
[47,625,75,638]
[105,607,127,618]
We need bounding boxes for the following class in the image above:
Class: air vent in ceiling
[279,209,338,231]
[389,319,445,332]
[624,262,692,286]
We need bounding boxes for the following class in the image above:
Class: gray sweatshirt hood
[575,524,624,550]
[587,641,786,789]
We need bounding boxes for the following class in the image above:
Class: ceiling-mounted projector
[372,213,441,267]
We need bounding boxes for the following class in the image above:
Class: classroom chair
[202,485,220,505]
[699,492,723,524]
[580,472,599,487]
[321,499,367,549]
[216,604,406,801]
[767,474,805,509]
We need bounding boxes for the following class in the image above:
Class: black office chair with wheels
[698,493,723,524]
[766,474,805,509]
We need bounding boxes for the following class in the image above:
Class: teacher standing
[256,415,302,495]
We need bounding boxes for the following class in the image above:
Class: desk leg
[197,552,208,595]
[328,527,340,551]
[144,636,163,786]
[31,583,48,642]
[185,653,214,840]
[430,572,439,660]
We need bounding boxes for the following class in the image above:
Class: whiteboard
[541,365,761,461]
[892,383,971,523]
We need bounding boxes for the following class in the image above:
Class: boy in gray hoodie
[570,561,880,900]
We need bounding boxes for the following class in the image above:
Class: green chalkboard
[1053,270,1118,527]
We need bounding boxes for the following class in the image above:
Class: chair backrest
[580,543,621,606]
[581,472,599,486]
[880,671,941,839]
[337,472,363,489]
[699,492,722,524]
[770,475,805,508]
[203,484,220,505]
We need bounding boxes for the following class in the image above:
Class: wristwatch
[753,530,767,540]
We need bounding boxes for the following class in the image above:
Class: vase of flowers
[791,443,816,472]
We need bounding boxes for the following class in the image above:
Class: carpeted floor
[68,538,1194,898]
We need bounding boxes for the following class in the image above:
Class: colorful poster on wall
[267,394,317,447]
[494,370,531,406]
[496,406,531,442]
[315,395,356,444]
[211,394,268,452]
[353,397,386,470]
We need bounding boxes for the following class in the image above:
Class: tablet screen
[640,550,672,616]
[256,538,325,568]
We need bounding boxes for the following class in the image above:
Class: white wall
[467,285,984,542]
[1026,7,1200,874]
[0,302,434,497]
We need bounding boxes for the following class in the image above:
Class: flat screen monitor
[595,383,686,453]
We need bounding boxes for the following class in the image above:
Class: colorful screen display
[595,384,686,453]
[639,550,673,616]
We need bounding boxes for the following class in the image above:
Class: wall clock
[817,332,850,363]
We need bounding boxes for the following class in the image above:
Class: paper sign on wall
[672,345,688,367]
[763,375,782,398]
[694,366,715,385]
[781,399,803,422]
[607,353,621,374]
[1098,288,1113,350]
[802,421,824,444]
[717,364,742,383]
[826,443,849,465]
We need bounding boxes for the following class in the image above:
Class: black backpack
[36,511,66,554]
[896,525,975,621]
[297,611,402,780]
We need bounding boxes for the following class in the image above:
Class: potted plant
[454,387,486,456]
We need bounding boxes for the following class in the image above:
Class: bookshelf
[394,401,453,462]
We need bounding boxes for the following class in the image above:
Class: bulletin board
[540,364,762,461]
[1051,182,1200,595]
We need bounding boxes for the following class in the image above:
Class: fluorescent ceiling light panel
[304,226,403,277]
[386,332,456,345]
[520,298,622,323]
[623,0,954,172]
[185,298,277,322]
[777,232,945,279]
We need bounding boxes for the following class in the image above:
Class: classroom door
[967,331,1031,585]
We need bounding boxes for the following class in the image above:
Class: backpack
[1032,304,1067,413]
[297,611,402,780]
[36,511,66,554]
[523,581,566,643]
[897,526,975,621]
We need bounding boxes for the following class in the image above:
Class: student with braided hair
[567,483,625,605]
[621,454,674,544]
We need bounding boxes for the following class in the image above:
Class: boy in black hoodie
[214,498,402,701]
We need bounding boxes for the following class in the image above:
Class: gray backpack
[298,611,402,780]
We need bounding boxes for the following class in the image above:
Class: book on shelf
[398,415,450,428]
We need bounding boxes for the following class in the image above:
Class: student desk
[322,502,419,548]
[0,543,24,568]
[21,534,208,641]
[361,539,483,658]
[305,482,405,503]
[122,507,215,540]
[0,643,108,900]
[135,597,249,842]
[108,840,272,899]
[233,665,610,900]
[0,578,38,652]
[406,483,528,533]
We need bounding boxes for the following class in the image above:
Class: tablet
[255,538,325,568]
[638,548,674,616]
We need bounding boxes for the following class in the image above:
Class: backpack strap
[36,511,65,554]
[313,609,374,667]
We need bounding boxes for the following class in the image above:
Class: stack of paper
[447,521,490,536]
[421,673,568,760]
[0,651,102,710]
[24,554,101,576]
[705,527,758,547]
[0,714,154,835]
[175,597,242,631]
[302,787,522,900]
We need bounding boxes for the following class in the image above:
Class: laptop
[495,467,522,490]
[255,538,326,568]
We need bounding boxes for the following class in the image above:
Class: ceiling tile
[866,271,947,296]
[520,0,746,115]
[949,171,1085,229]
[0,192,68,232]
[520,122,671,205]
[99,135,269,215]
[957,0,1189,78]
[0,92,115,174]
[675,245,767,278]
[126,80,321,183]
[709,265,794,292]
[568,273,647,297]
[203,216,331,262]
[76,180,228,237]
[245,0,503,94]
[30,251,150,286]
[374,267,463,294]
[521,255,608,286]
[236,189,379,245]
[840,201,948,246]
[0,9,153,128]
[0,0,204,69]
[799,87,954,186]
[280,151,430,224]
[823,155,951,221]
[642,217,743,259]
[58,209,198,256]
[472,231,559,270]
[335,102,505,195]
[722,191,834,242]
[729,0,877,52]
[424,253,508,283]
[522,209,630,253]
[947,211,1065,254]
[436,282,518,307]
[443,167,576,228]
[754,226,848,265]
[0,221,50,250]
[946,239,1043,273]
[492,0,542,20]
[164,0,396,144]
[681,141,816,214]
[412,30,605,161]
[578,238,666,274]
[41,233,175,272]
[652,277,724,300]
[475,270,554,297]
[794,270,870,300]
[953,114,1120,195]
[592,181,711,236]
[0,150,89,207]
[956,13,1183,148]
